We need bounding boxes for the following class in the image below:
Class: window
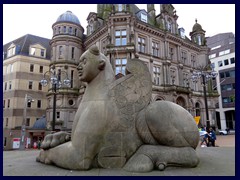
[27,101,32,108]
[230,57,235,64]
[9,81,12,90]
[28,81,33,90]
[7,46,16,57]
[64,26,67,33]
[209,54,216,59]
[229,70,235,77]
[4,82,7,91]
[115,58,127,75]
[6,118,8,127]
[3,100,5,108]
[191,54,196,68]
[170,69,176,85]
[138,37,146,53]
[118,4,123,11]
[222,97,234,104]
[224,59,229,66]
[218,61,223,67]
[115,30,127,46]
[225,71,230,78]
[69,27,72,34]
[30,64,34,72]
[58,27,61,34]
[59,46,63,56]
[167,19,173,33]
[40,49,44,57]
[4,137,7,146]
[71,70,74,88]
[7,99,10,108]
[197,35,202,45]
[30,48,36,56]
[195,103,200,116]
[221,84,233,91]
[183,73,189,87]
[219,49,230,56]
[153,66,161,85]
[71,47,75,59]
[220,72,224,78]
[116,4,126,12]
[37,100,41,108]
[169,47,174,60]
[39,66,43,73]
[10,64,13,72]
[57,112,60,119]
[181,51,187,64]
[141,13,148,23]
[38,82,42,90]
[74,29,77,36]
[26,118,30,126]
[152,42,159,57]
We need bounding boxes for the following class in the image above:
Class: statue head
[77,45,106,83]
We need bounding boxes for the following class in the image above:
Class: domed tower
[47,11,84,131]
[190,19,206,46]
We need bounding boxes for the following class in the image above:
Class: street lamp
[190,67,217,130]
[40,65,71,131]
[19,94,34,150]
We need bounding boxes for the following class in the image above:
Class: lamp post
[19,94,34,150]
[40,65,71,132]
[191,67,217,130]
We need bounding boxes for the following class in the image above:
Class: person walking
[209,127,216,147]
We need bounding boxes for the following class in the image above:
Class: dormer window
[30,47,36,56]
[7,44,16,57]
[141,13,148,23]
[29,44,46,58]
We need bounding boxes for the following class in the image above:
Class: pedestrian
[37,140,41,150]
[209,127,216,147]
[200,132,209,147]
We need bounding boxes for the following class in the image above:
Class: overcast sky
[3,4,235,45]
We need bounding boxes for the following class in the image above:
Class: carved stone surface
[36,45,200,172]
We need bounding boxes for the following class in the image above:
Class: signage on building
[194,116,200,125]
[12,138,20,149]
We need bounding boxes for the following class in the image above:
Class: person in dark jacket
[209,127,216,147]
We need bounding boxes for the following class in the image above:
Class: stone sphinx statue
[37,45,200,172]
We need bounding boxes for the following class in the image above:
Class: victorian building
[3,4,219,150]
[83,4,218,128]
[207,32,235,130]
[3,34,51,149]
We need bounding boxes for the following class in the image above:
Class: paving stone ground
[3,135,235,176]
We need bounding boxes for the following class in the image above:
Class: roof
[56,11,81,25]
[192,19,205,33]
[32,115,47,129]
[3,34,51,60]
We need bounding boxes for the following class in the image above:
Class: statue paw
[41,131,71,150]
[123,153,154,172]
[36,150,52,165]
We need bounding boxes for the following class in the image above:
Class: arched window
[195,102,201,116]
[176,96,186,109]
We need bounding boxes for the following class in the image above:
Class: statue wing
[108,58,152,130]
